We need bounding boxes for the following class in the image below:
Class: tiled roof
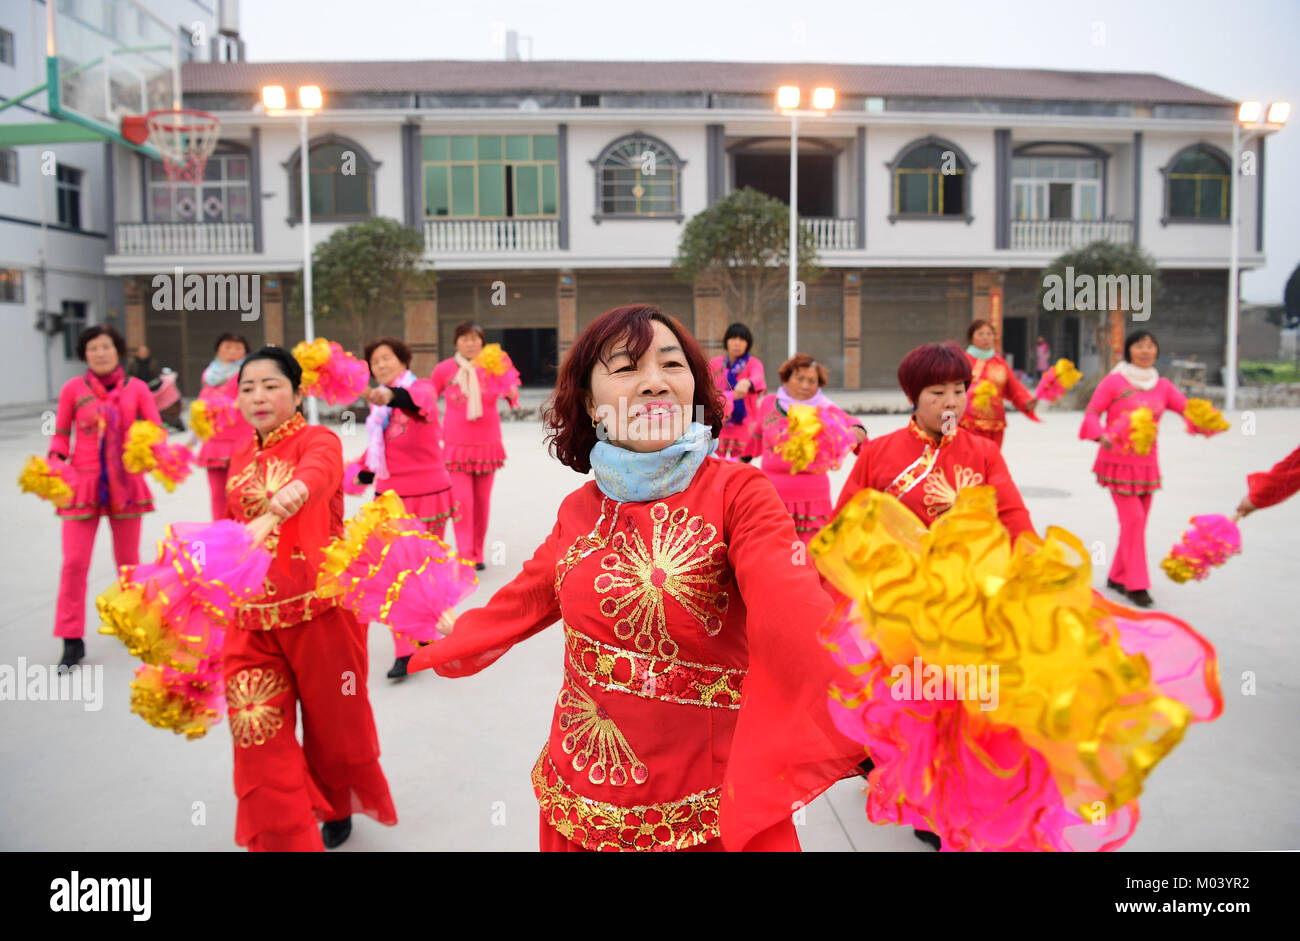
[181,60,1232,105]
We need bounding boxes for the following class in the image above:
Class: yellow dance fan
[18,455,74,508]
[970,379,997,411]
[122,420,165,473]
[1183,398,1230,436]
[475,343,508,375]
[777,403,823,473]
[292,336,332,391]
[190,399,215,441]
[811,486,1221,825]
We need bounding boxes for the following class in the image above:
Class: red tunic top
[49,371,161,520]
[362,378,452,498]
[835,418,1034,541]
[411,457,862,851]
[224,413,345,631]
[1247,443,1300,509]
[960,353,1034,435]
[196,375,254,469]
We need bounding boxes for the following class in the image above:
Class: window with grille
[61,301,87,359]
[596,135,681,217]
[1011,156,1102,221]
[0,269,22,303]
[421,134,558,218]
[891,141,967,218]
[148,147,251,222]
[57,164,83,229]
[1166,146,1229,221]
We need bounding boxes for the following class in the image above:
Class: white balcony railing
[424,218,559,253]
[114,222,256,255]
[1010,219,1134,252]
[801,217,857,251]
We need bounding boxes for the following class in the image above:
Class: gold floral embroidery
[921,464,985,518]
[229,455,296,522]
[226,667,289,748]
[557,678,649,786]
[564,623,745,709]
[593,502,730,660]
[532,745,720,852]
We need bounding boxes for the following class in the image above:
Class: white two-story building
[101,58,1265,394]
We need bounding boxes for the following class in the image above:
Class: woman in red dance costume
[959,319,1038,448]
[49,325,162,669]
[709,322,766,462]
[354,335,458,679]
[195,333,254,520]
[1237,443,1300,515]
[224,346,397,851]
[1079,330,1212,609]
[836,341,1035,542]
[409,305,862,852]
[431,322,519,571]
[754,353,866,544]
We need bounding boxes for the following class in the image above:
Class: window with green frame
[893,143,966,217]
[422,134,558,218]
[1167,147,1229,220]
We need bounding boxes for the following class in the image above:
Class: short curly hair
[778,353,828,386]
[76,324,127,361]
[364,336,412,369]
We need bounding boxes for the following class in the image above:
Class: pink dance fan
[293,338,370,405]
[1161,513,1242,583]
[318,490,479,646]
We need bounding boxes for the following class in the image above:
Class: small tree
[290,217,433,353]
[1037,240,1161,375]
[672,187,822,326]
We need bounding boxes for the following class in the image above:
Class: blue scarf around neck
[590,422,717,503]
[966,344,995,361]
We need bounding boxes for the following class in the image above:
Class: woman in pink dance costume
[195,333,254,520]
[354,336,458,679]
[1079,330,1206,608]
[709,322,766,462]
[48,325,162,668]
[753,354,866,544]
[431,322,520,571]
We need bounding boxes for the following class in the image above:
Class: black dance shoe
[1126,589,1155,608]
[1106,578,1126,594]
[386,655,411,680]
[474,562,486,571]
[321,817,352,849]
[913,828,942,850]
[58,638,85,670]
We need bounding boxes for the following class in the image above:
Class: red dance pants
[222,606,398,851]
[1109,491,1154,591]
[450,470,494,565]
[207,466,229,521]
[55,513,142,639]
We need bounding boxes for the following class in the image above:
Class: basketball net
[141,109,221,184]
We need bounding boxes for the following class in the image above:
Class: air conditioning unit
[36,311,63,336]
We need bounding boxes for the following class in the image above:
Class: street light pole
[299,111,318,424]
[788,113,799,359]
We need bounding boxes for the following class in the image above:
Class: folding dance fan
[1161,513,1242,583]
[17,454,74,508]
[775,403,857,474]
[292,337,370,405]
[474,343,522,399]
[1034,358,1082,402]
[122,420,194,491]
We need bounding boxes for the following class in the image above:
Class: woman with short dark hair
[195,332,253,519]
[48,324,162,668]
[221,346,398,851]
[408,305,862,852]
[430,321,519,571]
[355,335,457,679]
[709,322,766,462]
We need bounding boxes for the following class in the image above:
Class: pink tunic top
[195,375,254,469]
[1079,372,1188,495]
[363,378,452,498]
[755,394,862,505]
[49,372,161,520]
[709,355,766,459]
[431,358,520,474]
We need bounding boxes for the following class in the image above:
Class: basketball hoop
[141,109,221,184]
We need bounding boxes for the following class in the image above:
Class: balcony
[801,217,857,251]
[114,222,256,255]
[1010,219,1134,252]
[424,218,559,254]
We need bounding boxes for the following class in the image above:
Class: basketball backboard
[47,0,181,155]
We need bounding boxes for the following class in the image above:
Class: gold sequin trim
[226,667,289,748]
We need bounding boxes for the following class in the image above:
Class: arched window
[593,133,684,220]
[148,142,252,223]
[887,137,974,222]
[286,134,378,223]
[1162,144,1229,223]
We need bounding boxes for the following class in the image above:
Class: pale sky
[242,0,1299,304]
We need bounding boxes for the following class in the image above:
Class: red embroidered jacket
[411,457,862,851]
[960,353,1035,434]
[835,418,1035,541]
[225,413,345,630]
[1247,443,1300,509]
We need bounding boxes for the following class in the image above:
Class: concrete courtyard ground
[1,402,1297,851]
